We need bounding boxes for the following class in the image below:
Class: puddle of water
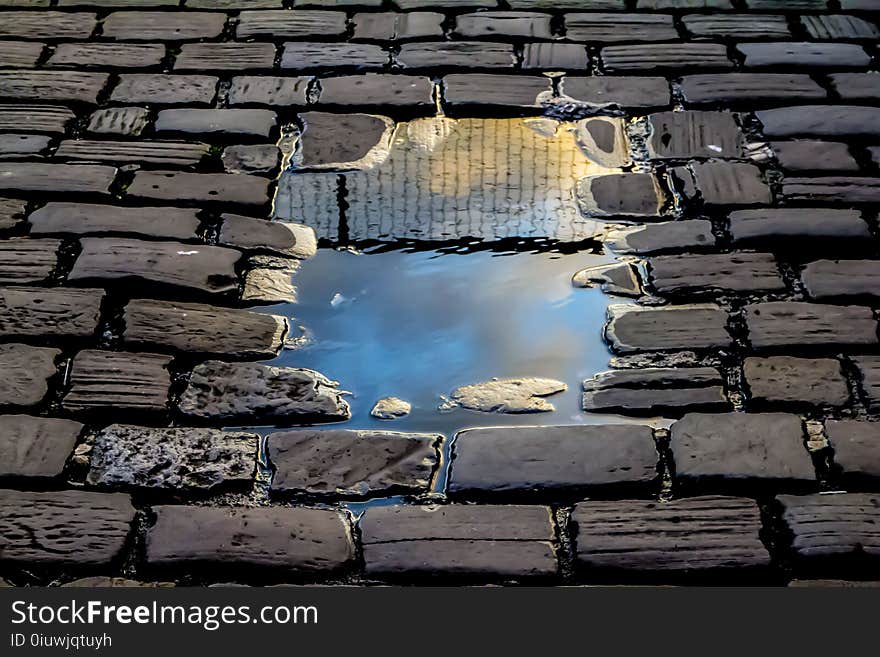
[275,116,623,242]
[264,245,634,437]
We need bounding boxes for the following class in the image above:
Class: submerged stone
[441,377,567,414]
[371,396,412,419]
[572,262,642,297]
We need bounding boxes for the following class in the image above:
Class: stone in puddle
[221,214,317,259]
[87,424,257,492]
[360,504,557,578]
[371,397,412,419]
[267,429,438,496]
[123,299,287,359]
[577,172,666,218]
[582,367,728,414]
[0,343,60,407]
[179,361,351,423]
[441,377,566,414]
[297,111,393,169]
[242,258,300,304]
[572,262,642,297]
[573,117,631,168]
[0,489,135,566]
[0,415,83,478]
[450,424,658,494]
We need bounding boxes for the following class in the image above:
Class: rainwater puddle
[264,114,648,438]
[266,244,631,437]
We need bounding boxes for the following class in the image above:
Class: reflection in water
[266,246,632,437]
[275,117,623,243]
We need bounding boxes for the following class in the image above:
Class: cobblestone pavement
[1,0,880,587]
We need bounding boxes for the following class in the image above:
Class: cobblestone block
[683,14,790,39]
[353,12,444,40]
[317,74,434,106]
[739,42,871,68]
[744,356,850,408]
[102,11,226,41]
[155,108,276,137]
[560,76,670,108]
[522,43,588,70]
[758,105,880,138]
[680,73,826,105]
[0,105,74,133]
[0,415,82,478]
[443,74,551,107]
[360,504,557,578]
[398,41,515,68]
[745,302,878,349]
[268,429,439,497]
[802,15,880,40]
[777,493,880,573]
[179,361,351,423]
[782,177,880,204]
[88,424,257,492]
[0,133,50,157]
[175,43,276,71]
[0,11,96,39]
[605,220,715,254]
[146,505,354,573]
[577,172,666,218]
[572,496,770,576]
[826,420,880,480]
[0,162,116,194]
[853,355,880,412]
[0,286,104,339]
[602,43,732,71]
[455,12,553,39]
[111,74,217,104]
[802,260,880,300]
[647,252,785,295]
[671,412,814,484]
[237,10,346,38]
[222,143,279,173]
[229,76,309,106]
[0,70,108,103]
[28,203,200,240]
[449,425,658,494]
[69,237,241,295]
[771,141,858,172]
[0,238,60,284]
[123,299,286,359]
[87,107,149,136]
[566,13,677,42]
[0,41,44,67]
[55,140,210,167]
[0,343,59,407]
[127,171,271,205]
[0,489,134,566]
[647,110,743,159]
[674,161,771,206]
[48,43,165,68]
[219,214,317,258]
[63,349,172,415]
[582,367,728,413]
[281,42,388,69]
[606,304,731,353]
[828,73,880,100]
[729,208,870,244]
[0,199,26,230]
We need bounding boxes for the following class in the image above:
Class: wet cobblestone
[0,0,880,587]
